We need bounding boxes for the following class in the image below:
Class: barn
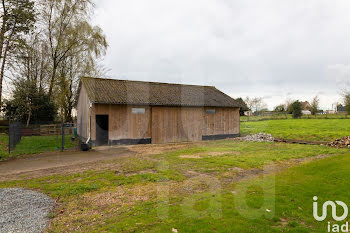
[76,77,241,146]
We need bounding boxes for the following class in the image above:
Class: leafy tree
[344,94,350,115]
[0,0,35,105]
[235,97,249,116]
[310,96,320,115]
[285,99,296,114]
[274,104,285,112]
[3,79,56,125]
[291,101,302,119]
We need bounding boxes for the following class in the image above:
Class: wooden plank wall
[91,104,151,141]
[76,86,90,139]
[91,104,240,144]
[203,107,240,136]
[152,107,203,144]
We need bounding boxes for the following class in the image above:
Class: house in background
[301,110,312,115]
[336,105,346,114]
[326,110,336,114]
[76,77,241,146]
[301,101,311,111]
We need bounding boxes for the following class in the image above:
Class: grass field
[0,139,348,232]
[0,118,349,232]
[241,119,350,142]
[240,113,348,122]
[0,134,76,160]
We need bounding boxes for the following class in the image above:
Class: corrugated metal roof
[80,77,240,108]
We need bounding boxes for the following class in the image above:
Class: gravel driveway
[0,188,54,233]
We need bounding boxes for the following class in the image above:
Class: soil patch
[223,154,336,185]
[180,151,238,159]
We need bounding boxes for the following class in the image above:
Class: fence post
[8,118,10,154]
[61,123,65,152]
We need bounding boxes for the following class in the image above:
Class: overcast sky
[93,0,350,110]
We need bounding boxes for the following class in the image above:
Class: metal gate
[9,122,22,153]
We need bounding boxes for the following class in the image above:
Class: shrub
[344,94,350,115]
[291,101,302,118]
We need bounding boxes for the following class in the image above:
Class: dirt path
[0,140,339,183]
[0,143,194,181]
[0,147,135,180]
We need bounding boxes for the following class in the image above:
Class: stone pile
[241,133,275,142]
[328,136,350,149]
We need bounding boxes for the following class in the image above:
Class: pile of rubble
[240,133,275,142]
[328,136,350,149]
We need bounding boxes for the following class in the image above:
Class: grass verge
[0,140,348,232]
[0,134,76,160]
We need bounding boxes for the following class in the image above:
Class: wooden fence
[21,124,74,136]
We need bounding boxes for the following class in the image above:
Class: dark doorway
[96,115,109,146]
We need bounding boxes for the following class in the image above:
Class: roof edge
[80,77,216,89]
[91,101,239,108]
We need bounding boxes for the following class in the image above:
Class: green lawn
[230,152,350,232]
[241,119,350,142]
[241,113,349,122]
[0,134,76,160]
[0,140,348,232]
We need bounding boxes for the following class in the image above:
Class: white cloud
[327,64,350,84]
[93,0,350,109]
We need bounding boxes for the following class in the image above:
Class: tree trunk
[39,51,45,92]
[0,38,10,106]
[48,62,57,99]
[0,0,7,62]
[66,107,73,122]
[26,110,31,127]
[0,0,7,107]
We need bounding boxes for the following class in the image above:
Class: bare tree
[285,98,296,114]
[5,0,108,123]
[310,96,320,115]
[0,0,35,105]
[9,32,50,88]
[245,97,267,113]
[39,0,107,99]
[340,82,350,115]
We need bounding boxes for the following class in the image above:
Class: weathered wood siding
[203,107,240,136]
[152,107,204,144]
[91,104,151,142]
[76,86,90,140]
[90,104,240,145]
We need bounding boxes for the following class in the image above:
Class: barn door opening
[96,115,109,146]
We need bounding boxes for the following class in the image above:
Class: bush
[291,101,302,119]
[3,79,57,124]
[274,104,286,112]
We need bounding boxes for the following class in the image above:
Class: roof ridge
[81,77,216,88]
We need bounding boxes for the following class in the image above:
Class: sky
[93,0,350,110]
